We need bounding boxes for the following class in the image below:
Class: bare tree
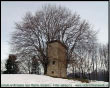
[98,44,108,81]
[11,5,97,75]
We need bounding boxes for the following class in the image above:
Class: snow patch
[1,74,108,87]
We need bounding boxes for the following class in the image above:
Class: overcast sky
[1,1,108,60]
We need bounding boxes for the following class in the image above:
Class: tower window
[52,61,55,65]
[52,71,54,74]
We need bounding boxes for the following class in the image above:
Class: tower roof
[47,40,67,49]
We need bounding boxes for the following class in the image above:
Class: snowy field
[1,74,108,87]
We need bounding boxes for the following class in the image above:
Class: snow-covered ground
[1,74,108,87]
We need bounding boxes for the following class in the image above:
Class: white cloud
[1,42,10,60]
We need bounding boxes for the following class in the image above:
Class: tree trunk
[72,67,75,78]
[44,64,48,75]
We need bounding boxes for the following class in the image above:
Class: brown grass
[46,75,89,83]
[68,78,89,83]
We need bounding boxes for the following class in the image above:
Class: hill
[1,74,108,87]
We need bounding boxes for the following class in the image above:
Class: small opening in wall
[52,71,54,74]
[52,61,55,65]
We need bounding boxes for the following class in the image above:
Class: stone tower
[47,40,67,78]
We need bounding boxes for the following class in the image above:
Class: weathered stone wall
[47,41,67,78]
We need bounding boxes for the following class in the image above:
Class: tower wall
[47,41,67,78]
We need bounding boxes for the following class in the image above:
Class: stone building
[47,40,67,78]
